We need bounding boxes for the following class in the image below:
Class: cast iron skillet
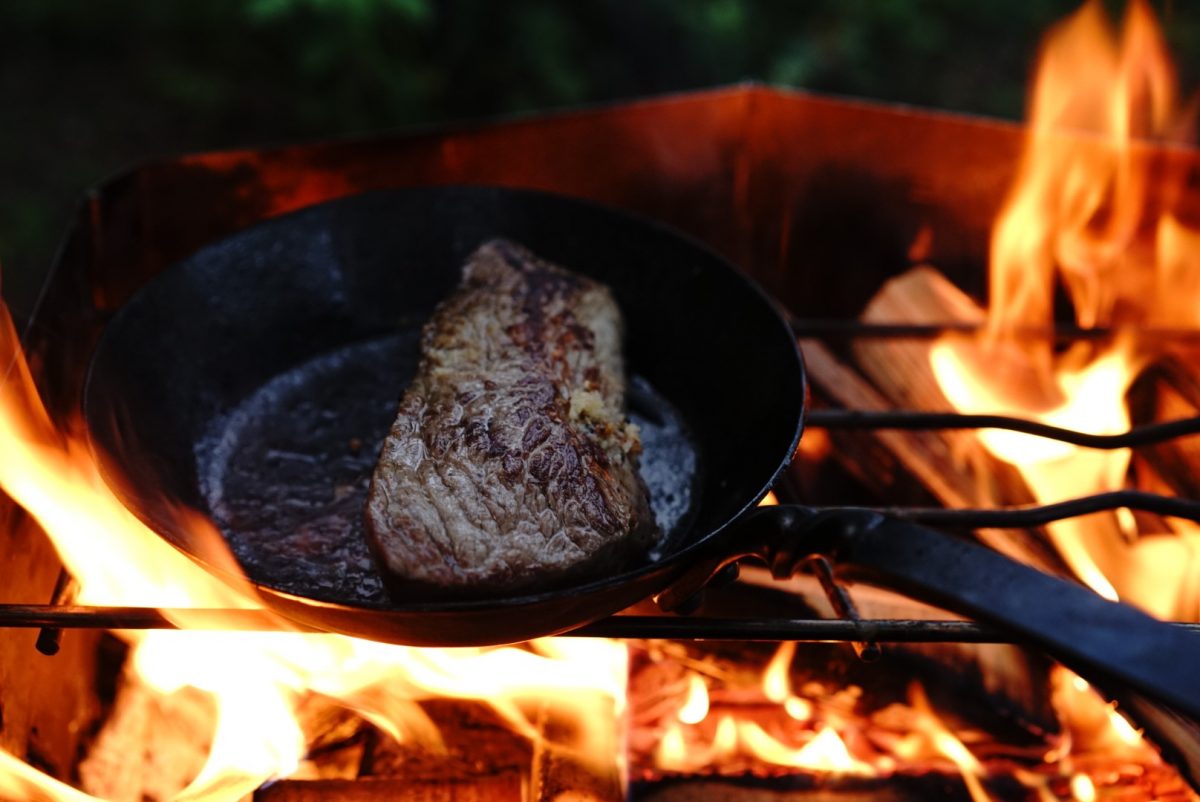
[84,186,1200,719]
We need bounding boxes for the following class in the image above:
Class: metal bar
[788,318,1200,343]
[35,568,78,656]
[569,617,1200,642]
[2,605,1200,644]
[806,556,881,661]
[807,408,1200,450]
[0,606,318,632]
[813,490,1200,528]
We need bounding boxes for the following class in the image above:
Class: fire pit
[4,3,1200,800]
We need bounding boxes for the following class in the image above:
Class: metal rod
[569,618,1200,642]
[806,556,881,661]
[35,569,79,656]
[813,490,1200,528]
[2,605,1199,644]
[788,318,1200,343]
[0,606,319,632]
[807,408,1200,450]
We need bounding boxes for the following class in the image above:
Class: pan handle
[658,504,1200,721]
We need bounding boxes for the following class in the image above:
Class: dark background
[4,0,1199,316]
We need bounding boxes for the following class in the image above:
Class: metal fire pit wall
[22,84,1043,421]
[3,84,1199,778]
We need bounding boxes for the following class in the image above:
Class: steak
[365,239,658,597]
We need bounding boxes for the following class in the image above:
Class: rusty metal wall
[1,85,1047,777]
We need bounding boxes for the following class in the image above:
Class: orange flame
[646,2,1200,790]
[985,0,1180,340]
[926,0,1200,775]
[0,295,628,799]
[762,641,795,704]
[931,0,1200,609]
[677,673,710,725]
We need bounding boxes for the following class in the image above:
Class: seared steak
[365,239,657,597]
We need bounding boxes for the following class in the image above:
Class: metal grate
[8,319,1200,654]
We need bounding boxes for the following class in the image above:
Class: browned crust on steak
[365,239,657,597]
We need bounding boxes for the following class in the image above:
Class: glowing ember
[784,696,814,722]
[677,674,710,725]
[1071,773,1097,802]
[738,722,870,775]
[762,641,795,704]
[631,641,1183,798]
[901,684,991,802]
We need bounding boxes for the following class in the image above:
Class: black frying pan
[84,186,1200,720]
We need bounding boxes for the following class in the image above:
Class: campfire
[4,1,1200,800]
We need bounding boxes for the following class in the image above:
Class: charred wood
[0,502,103,785]
[254,774,524,802]
[77,671,214,802]
[798,337,1067,576]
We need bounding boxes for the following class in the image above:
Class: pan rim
[83,184,806,618]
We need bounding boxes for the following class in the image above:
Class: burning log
[79,666,375,800]
[853,267,1066,574]
[732,569,1056,734]
[268,693,622,802]
[1129,357,1200,502]
[800,266,1069,576]
[792,268,1079,735]
[631,776,986,802]
[364,699,531,780]
[254,774,524,802]
[82,673,625,802]
[0,504,103,780]
[530,694,624,802]
[78,665,215,801]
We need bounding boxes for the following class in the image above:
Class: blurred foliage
[3,0,1200,314]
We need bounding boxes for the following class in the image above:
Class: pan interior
[194,329,701,607]
[84,186,805,626]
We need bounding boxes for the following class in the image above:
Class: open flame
[925,0,1200,793]
[0,297,628,800]
[632,0,1200,794]
[5,1,1200,797]
[931,0,1200,610]
[634,637,1191,801]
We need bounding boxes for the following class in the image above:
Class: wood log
[77,669,215,802]
[254,773,523,802]
[530,694,623,802]
[79,674,373,800]
[850,267,1046,516]
[364,699,530,779]
[0,503,103,782]
[367,695,622,802]
[800,336,1067,575]
[845,266,1200,623]
[1128,356,1200,503]
[630,776,959,802]
[732,567,1056,734]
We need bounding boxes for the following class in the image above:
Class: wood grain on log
[254,774,524,802]
[734,568,1056,733]
[77,671,215,802]
[799,266,1069,575]
[0,502,103,783]
[531,695,623,802]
